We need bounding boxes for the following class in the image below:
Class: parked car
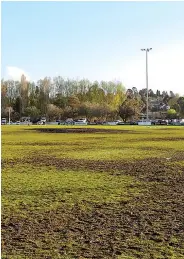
[41,117,46,125]
[93,120,106,125]
[154,119,168,125]
[65,118,74,125]
[37,120,47,125]
[76,118,87,123]
[16,121,20,125]
[117,121,125,125]
[1,118,7,125]
[74,118,88,125]
[129,121,138,125]
[57,120,65,125]
[113,120,123,125]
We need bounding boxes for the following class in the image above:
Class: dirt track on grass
[32,127,141,134]
[2,153,184,258]
[3,150,184,178]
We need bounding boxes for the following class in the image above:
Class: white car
[74,118,88,125]
[107,120,123,125]
[114,120,123,125]
[77,118,87,123]
[41,117,46,124]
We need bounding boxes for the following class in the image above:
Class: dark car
[155,120,168,125]
[58,120,65,125]
[1,118,7,125]
[129,121,138,125]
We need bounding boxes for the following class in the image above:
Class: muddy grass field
[1,125,184,259]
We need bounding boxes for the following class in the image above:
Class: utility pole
[141,48,152,121]
[8,107,11,125]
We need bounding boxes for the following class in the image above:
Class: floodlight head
[141,49,146,51]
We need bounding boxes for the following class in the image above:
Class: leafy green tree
[148,89,155,98]
[163,94,170,104]
[168,97,178,108]
[169,91,175,98]
[11,112,21,121]
[1,75,182,121]
[156,90,161,97]
[37,77,51,116]
[53,94,67,109]
[68,95,80,109]
[1,80,9,113]
[119,98,143,122]
[28,82,39,108]
[172,103,180,114]
[86,82,101,103]
[13,97,22,114]
[167,109,177,119]
[87,103,103,120]
[47,104,63,121]
[24,106,41,118]
[111,87,126,109]
[20,74,29,114]
[176,97,184,117]
[62,106,73,119]
[67,95,80,117]
[77,79,92,102]
[77,102,91,118]
[139,88,147,98]
[77,102,112,121]
[126,89,134,99]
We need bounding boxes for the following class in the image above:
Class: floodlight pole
[141,48,152,121]
[8,107,11,125]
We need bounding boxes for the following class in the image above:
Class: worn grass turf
[1,125,184,258]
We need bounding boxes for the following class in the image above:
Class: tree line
[1,75,184,122]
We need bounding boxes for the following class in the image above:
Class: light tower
[141,48,152,121]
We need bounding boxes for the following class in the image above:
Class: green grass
[2,165,142,213]
[2,125,184,258]
[2,125,184,161]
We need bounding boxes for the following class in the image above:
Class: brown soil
[3,151,184,176]
[2,155,184,258]
[32,128,141,134]
[140,137,184,142]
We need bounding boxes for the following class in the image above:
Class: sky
[1,1,184,95]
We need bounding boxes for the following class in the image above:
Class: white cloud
[117,42,184,95]
[6,66,30,81]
